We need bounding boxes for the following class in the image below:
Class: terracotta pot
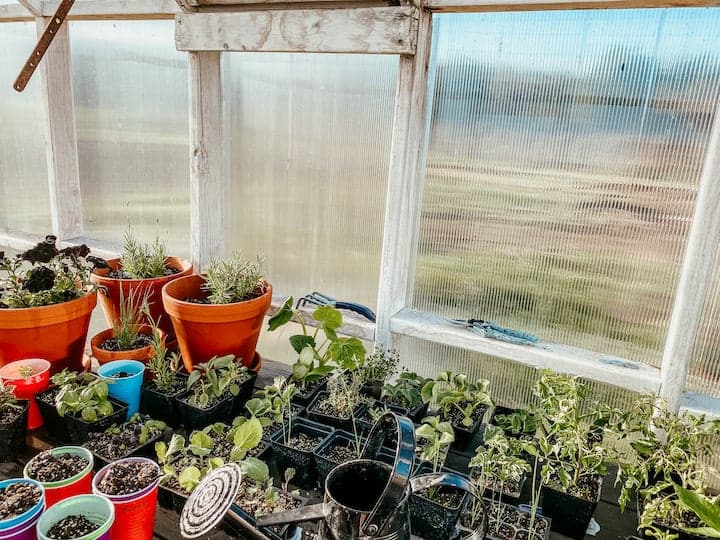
[161,275,271,373]
[0,292,97,375]
[90,257,192,344]
[90,324,165,368]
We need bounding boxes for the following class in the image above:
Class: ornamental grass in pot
[139,331,187,427]
[90,231,192,346]
[162,252,270,373]
[0,237,98,374]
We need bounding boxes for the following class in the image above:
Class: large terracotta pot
[90,257,192,344]
[90,324,165,367]
[0,292,97,375]
[161,274,271,373]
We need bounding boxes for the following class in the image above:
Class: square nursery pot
[36,387,71,443]
[482,500,552,540]
[471,468,528,506]
[175,390,235,432]
[260,404,305,443]
[139,373,188,427]
[290,378,328,407]
[356,400,405,436]
[306,391,367,432]
[231,370,259,417]
[313,430,364,485]
[380,396,429,424]
[228,486,307,540]
[270,417,333,488]
[64,397,129,444]
[635,497,713,540]
[83,425,167,472]
[489,406,538,439]
[0,400,29,462]
[541,475,602,540]
[451,404,489,450]
[410,462,470,540]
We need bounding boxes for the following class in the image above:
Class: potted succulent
[0,358,51,430]
[615,395,720,540]
[139,329,187,426]
[410,416,468,540]
[175,355,244,431]
[422,371,494,448]
[83,414,166,470]
[381,372,430,422]
[90,230,192,346]
[24,446,94,509]
[36,494,114,540]
[162,252,270,372]
[0,237,98,374]
[0,380,29,463]
[268,299,365,405]
[0,478,45,538]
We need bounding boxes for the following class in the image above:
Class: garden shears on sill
[296,292,376,322]
[448,318,538,346]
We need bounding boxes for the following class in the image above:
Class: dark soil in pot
[314,430,363,483]
[270,418,332,488]
[98,335,152,352]
[233,481,302,521]
[175,391,234,431]
[290,378,328,407]
[97,460,157,496]
[446,402,488,449]
[140,374,187,427]
[83,417,165,468]
[0,481,42,520]
[307,391,366,431]
[47,515,99,539]
[469,500,550,540]
[380,395,428,423]
[0,401,28,462]
[410,462,469,540]
[64,398,129,444]
[541,474,601,540]
[37,387,71,442]
[26,451,88,483]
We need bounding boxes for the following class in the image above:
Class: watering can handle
[410,473,487,540]
[359,412,416,537]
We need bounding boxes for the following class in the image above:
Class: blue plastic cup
[0,478,45,540]
[97,360,145,420]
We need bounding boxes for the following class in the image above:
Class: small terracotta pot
[90,325,165,369]
[161,275,271,373]
[0,292,97,375]
[90,257,192,344]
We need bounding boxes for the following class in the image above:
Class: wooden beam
[375,11,432,347]
[0,3,33,21]
[42,0,179,19]
[423,0,720,11]
[659,100,720,413]
[392,308,662,394]
[18,0,41,17]
[188,51,224,272]
[36,17,83,241]
[175,6,418,54]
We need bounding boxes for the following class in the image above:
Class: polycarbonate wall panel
[225,53,397,308]
[70,21,190,256]
[0,23,51,235]
[688,250,720,397]
[413,10,720,367]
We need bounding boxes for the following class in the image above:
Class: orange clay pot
[90,324,166,368]
[0,292,97,375]
[90,257,192,344]
[161,275,271,373]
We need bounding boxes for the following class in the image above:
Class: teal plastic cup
[37,494,114,540]
[97,360,145,420]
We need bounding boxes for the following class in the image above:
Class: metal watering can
[180,412,485,540]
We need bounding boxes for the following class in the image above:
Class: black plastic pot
[64,397,129,444]
[290,378,328,407]
[158,483,188,513]
[380,396,429,423]
[489,405,538,439]
[0,400,29,462]
[306,392,367,432]
[269,417,333,488]
[471,468,527,505]
[175,391,234,432]
[231,371,259,417]
[541,476,602,540]
[356,400,405,436]
[482,500,552,540]
[410,462,470,540]
[140,374,188,427]
[313,430,364,484]
[450,403,488,450]
[228,487,307,540]
[635,497,712,540]
[260,405,305,443]
[37,387,71,442]
[360,380,383,400]
[84,428,166,472]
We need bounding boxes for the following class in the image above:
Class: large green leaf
[233,417,263,450]
[268,298,294,330]
[179,466,202,492]
[327,338,366,370]
[312,305,342,334]
[190,431,214,451]
[240,457,270,484]
[167,434,186,457]
[675,484,720,534]
[289,335,316,354]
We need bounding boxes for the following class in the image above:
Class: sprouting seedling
[17,365,36,379]
[283,468,296,495]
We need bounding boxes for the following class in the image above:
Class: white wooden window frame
[1,0,720,417]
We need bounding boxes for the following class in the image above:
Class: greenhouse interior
[1,0,720,539]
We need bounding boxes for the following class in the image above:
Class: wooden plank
[391,308,662,394]
[188,51,224,272]
[660,100,720,413]
[18,0,41,17]
[0,3,33,22]
[375,11,432,347]
[422,0,720,11]
[36,16,83,241]
[174,6,418,54]
[42,0,180,19]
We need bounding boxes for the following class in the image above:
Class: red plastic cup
[24,446,94,509]
[92,458,160,540]
[0,359,51,429]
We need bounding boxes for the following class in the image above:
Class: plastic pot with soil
[306,391,367,432]
[0,358,51,430]
[230,478,306,539]
[92,457,161,540]
[289,378,328,407]
[139,371,188,427]
[90,325,164,369]
[269,417,333,488]
[463,499,551,540]
[380,395,429,424]
[24,446,93,509]
[36,387,71,442]
[0,478,44,540]
[83,414,166,471]
[470,468,528,506]
[175,390,234,432]
[97,360,145,420]
[0,400,29,463]
[230,368,259,418]
[64,398,129,445]
[489,406,538,440]
[409,462,470,540]
[448,403,489,450]
[36,494,114,540]
[540,475,602,540]
[313,429,364,484]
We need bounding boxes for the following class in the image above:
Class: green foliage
[0,237,96,308]
[53,370,114,421]
[492,408,537,436]
[360,348,399,386]
[674,483,720,538]
[202,252,265,304]
[470,425,531,489]
[185,355,246,409]
[415,416,455,474]
[0,379,21,413]
[112,287,150,350]
[147,325,183,394]
[382,372,429,409]
[256,377,298,444]
[421,371,493,427]
[120,229,167,279]
[268,298,366,388]
[323,371,366,456]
